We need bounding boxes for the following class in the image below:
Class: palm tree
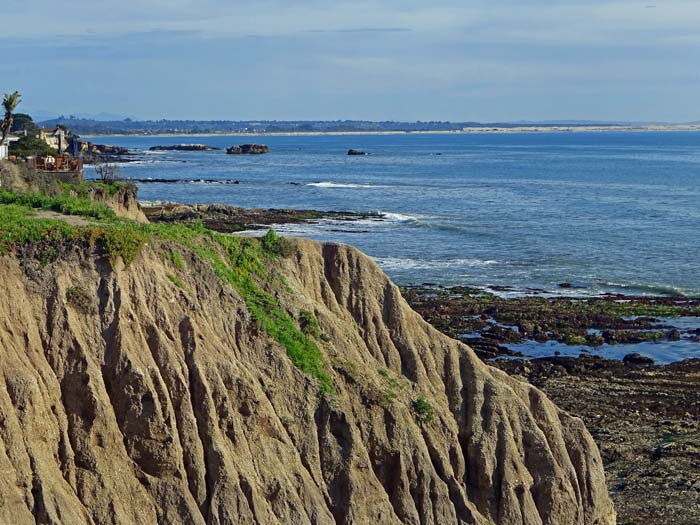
[1,91,21,146]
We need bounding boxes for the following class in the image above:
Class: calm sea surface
[86,132,700,297]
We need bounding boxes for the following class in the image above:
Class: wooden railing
[28,156,83,173]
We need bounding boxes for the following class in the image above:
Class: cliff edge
[0,234,615,524]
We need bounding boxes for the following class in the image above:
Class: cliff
[0,160,146,223]
[0,233,615,524]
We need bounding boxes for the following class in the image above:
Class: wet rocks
[623,352,655,365]
[149,144,220,151]
[347,149,368,156]
[84,143,129,155]
[80,141,132,163]
[492,357,700,524]
[404,282,700,524]
[402,285,700,360]
[226,144,269,154]
[141,201,379,233]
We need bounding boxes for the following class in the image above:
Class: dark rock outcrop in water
[83,143,129,156]
[81,142,133,164]
[149,144,220,151]
[347,149,368,155]
[623,352,655,365]
[226,144,270,154]
[142,201,380,232]
[118,178,240,185]
[0,234,615,524]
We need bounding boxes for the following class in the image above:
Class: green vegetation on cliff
[9,135,58,157]
[0,189,117,220]
[0,190,333,394]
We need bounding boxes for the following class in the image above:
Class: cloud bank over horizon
[2,0,699,121]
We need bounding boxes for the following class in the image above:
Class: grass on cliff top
[0,189,117,220]
[59,180,136,198]
[0,192,333,395]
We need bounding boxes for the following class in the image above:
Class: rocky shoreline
[402,285,700,525]
[402,286,700,361]
[140,200,382,233]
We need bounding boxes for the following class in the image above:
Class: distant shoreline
[83,125,700,138]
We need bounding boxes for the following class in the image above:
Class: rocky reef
[141,201,381,233]
[0,202,615,523]
[226,144,270,154]
[403,286,700,360]
[149,144,220,151]
[80,141,131,163]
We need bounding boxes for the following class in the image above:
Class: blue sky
[2,0,699,121]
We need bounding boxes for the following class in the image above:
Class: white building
[0,136,19,160]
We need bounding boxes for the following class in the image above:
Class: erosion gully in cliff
[0,205,616,525]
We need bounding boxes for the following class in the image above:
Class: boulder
[226,144,270,155]
[623,352,655,365]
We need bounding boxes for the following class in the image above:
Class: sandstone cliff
[0,237,615,524]
[0,160,146,223]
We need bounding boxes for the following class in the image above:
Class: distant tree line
[36,117,481,135]
[32,116,626,136]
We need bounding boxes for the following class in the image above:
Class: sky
[2,0,699,122]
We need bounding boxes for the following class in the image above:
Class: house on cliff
[38,126,68,152]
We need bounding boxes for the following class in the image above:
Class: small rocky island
[226,144,270,154]
[347,149,368,156]
[149,144,220,151]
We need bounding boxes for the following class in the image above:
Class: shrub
[9,135,57,157]
[261,228,293,257]
[299,310,321,338]
[102,226,148,267]
[94,163,122,184]
[413,395,434,423]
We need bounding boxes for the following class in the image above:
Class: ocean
[85,132,700,298]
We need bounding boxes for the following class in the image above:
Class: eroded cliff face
[0,238,615,524]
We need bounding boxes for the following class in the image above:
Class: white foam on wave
[380,212,419,222]
[373,257,500,271]
[600,280,690,297]
[307,181,384,189]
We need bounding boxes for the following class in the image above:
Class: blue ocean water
[85,132,700,297]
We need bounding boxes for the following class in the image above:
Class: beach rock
[84,143,129,155]
[623,352,655,365]
[141,201,377,233]
[226,144,269,155]
[347,149,368,156]
[149,144,220,151]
